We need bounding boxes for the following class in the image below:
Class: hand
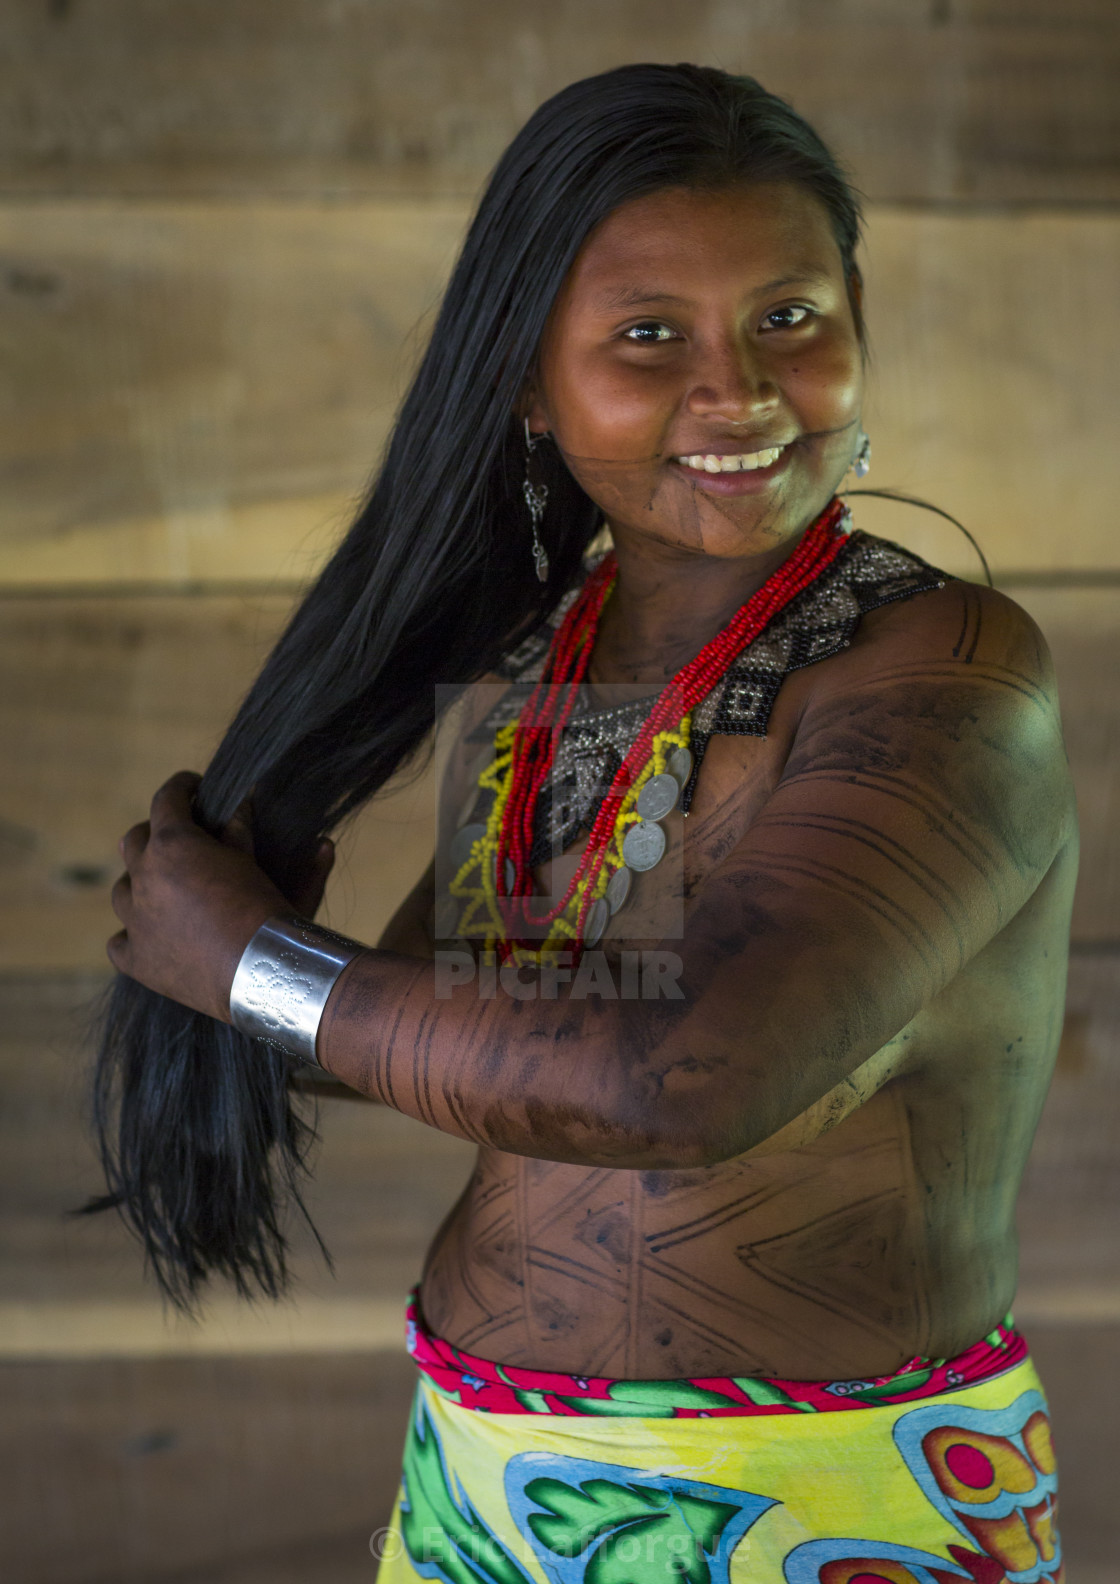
[107,771,336,1021]
[219,794,336,918]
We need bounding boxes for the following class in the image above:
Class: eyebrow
[594,269,834,314]
[594,286,692,312]
[757,268,833,293]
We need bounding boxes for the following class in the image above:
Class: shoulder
[851,575,1056,683]
[784,573,1075,858]
[780,529,1063,749]
[830,529,1045,668]
[802,569,1062,745]
[842,579,1058,722]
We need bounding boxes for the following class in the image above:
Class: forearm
[311,845,940,1165]
[315,947,712,1166]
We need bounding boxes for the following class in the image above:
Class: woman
[97,65,1073,1582]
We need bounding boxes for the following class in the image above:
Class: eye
[761,305,813,332]
[622,320,678,344]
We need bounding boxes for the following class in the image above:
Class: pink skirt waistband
[405,1292,1030,1418]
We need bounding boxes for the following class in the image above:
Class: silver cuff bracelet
[228,915,363,1066]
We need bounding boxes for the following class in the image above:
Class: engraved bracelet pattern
[228,915,363,1065]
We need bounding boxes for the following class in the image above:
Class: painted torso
[413,534,1075,1379]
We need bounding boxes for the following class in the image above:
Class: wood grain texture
[1011,585,1120,946]
[1,0,1116,201]
[2,202,1118,582]
[860,209,1120,578]
[0,1352,417,1583]
[0,198,468,566]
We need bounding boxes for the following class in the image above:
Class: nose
[685,334,779,425]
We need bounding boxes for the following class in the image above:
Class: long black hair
[89,63,867,1307]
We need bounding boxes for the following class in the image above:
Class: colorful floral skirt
[373,1297,1061,1583]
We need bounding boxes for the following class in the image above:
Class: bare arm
[316,585,1075,1165]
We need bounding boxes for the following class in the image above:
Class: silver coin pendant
[605,865,632,915]
[667,746,693,788]
[636,772,679,822]
[622,819,666,873]
[582,896,610,948]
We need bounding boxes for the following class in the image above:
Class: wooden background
[1,4,1118,1580]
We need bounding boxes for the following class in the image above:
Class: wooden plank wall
[3,12,1119,1579]
[1,3,1117,965]
[2,1,1117,202]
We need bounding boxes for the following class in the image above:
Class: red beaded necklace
[495,497,850,955]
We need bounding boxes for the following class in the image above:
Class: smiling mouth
[674,446,786,474]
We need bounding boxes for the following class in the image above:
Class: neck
[589,522,816,688]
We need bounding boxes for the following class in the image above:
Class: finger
[119,820,151,867]
[110,872,133,924]
[149,770,203,833]
[106,929,131,974]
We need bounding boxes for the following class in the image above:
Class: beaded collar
[484,530,947,852]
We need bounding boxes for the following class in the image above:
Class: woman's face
[526,183,864,561]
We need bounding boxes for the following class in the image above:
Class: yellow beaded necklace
[448,714,691,965]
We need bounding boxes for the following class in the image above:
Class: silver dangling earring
[852,431,871,478]
[523,419,550,583]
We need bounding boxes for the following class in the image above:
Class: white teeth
[678,447,783,474]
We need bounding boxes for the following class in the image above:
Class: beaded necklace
[449,497,850,964]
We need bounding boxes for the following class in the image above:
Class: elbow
[605,1111,750,1172]
[621,1035,763,1168]
[513,1082,740,1172]
[511,1008,761,1170]
[577,1064,759,1171]
[640,1101,755,1171]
